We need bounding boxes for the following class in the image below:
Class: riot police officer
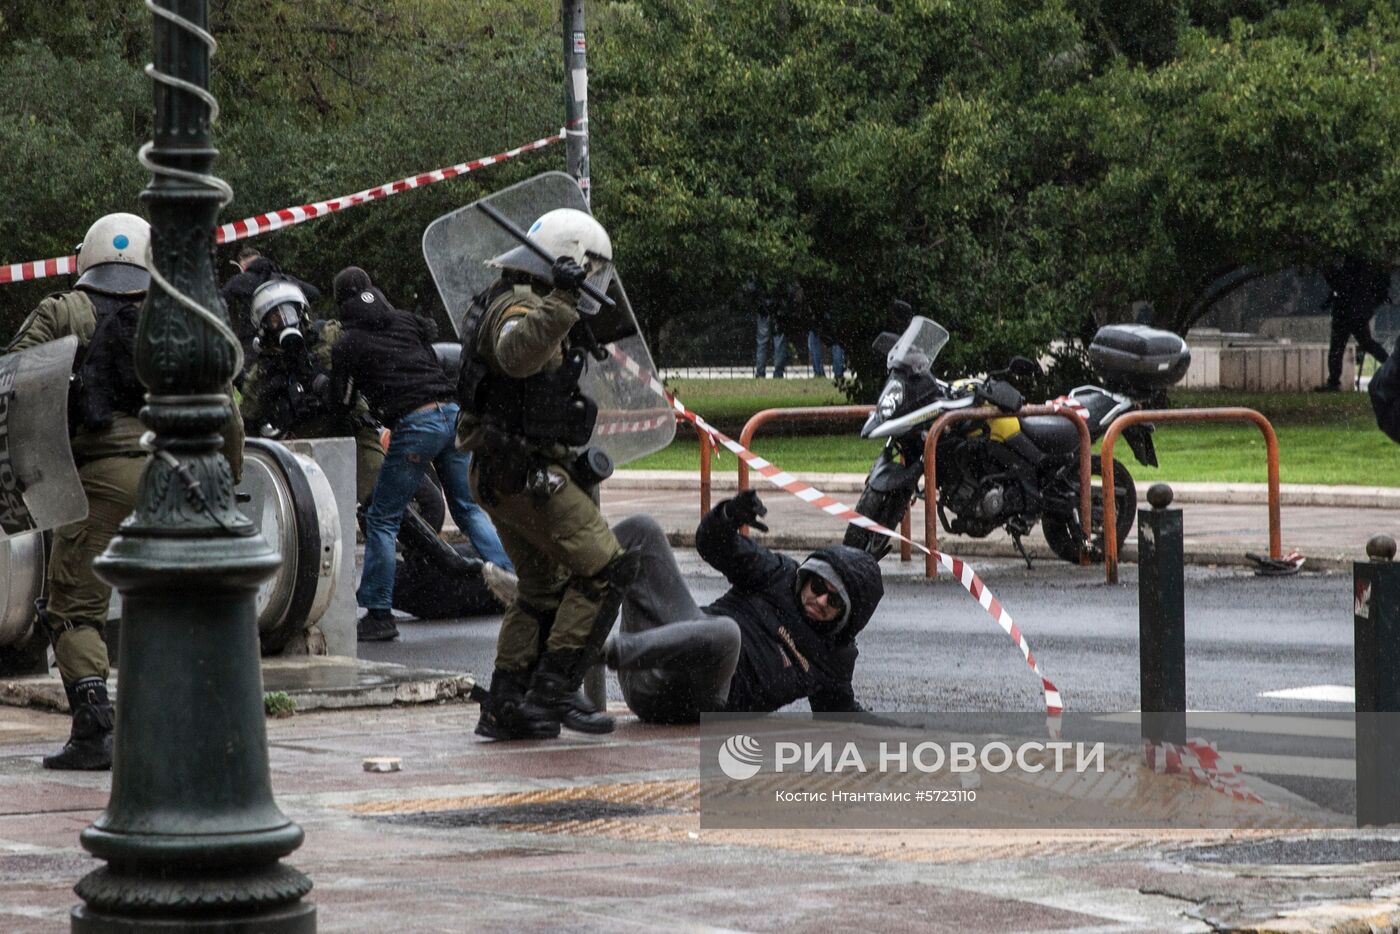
[7,212,245,769]
[458,208,639,741]
[239,279,383,506]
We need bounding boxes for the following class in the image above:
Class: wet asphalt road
[360,556,1364,819]
[360,555,1355,714]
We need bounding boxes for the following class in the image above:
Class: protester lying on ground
[604,492,884,723]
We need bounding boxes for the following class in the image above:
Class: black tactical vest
[459,283,597,449]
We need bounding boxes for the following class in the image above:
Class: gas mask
[250,279,311,354]
[261,303,304,352]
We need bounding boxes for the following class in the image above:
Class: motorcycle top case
[1088,324,1191,392]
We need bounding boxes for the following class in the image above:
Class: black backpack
[70,295,145,434]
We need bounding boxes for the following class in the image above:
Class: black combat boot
[43,677,114,771]
[519,650,615,734]
[474,669,560,741]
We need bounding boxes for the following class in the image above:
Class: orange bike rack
[733,406,913,562]
[1100,408,1281,584]
[687,415,714,518]
[922,406,1093,579]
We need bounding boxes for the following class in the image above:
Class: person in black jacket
[329,266,512,641]
[604,491,884,723]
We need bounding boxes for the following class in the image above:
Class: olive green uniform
[8,290,245,684]
[239,319,384,505]
[459,283,623,673]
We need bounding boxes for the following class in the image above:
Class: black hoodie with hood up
[329,267,456,429]
[695,500,884,712]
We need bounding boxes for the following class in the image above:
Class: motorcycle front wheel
[842,485,916,561]
[1041,455,1137,564]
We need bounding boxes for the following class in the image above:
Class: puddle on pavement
[375,799,679,828]
[1181,837,1400,866]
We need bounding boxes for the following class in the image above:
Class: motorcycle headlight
[878,384,904,418]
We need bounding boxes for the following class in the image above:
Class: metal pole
[1139,483,1186,747]
[1355,534,1400,827]
[561,0,591,203]
[72,2,313,930]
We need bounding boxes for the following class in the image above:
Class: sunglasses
[806,575,846,613]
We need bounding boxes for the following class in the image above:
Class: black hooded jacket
[330,280,456,429]
[695,502,884,712]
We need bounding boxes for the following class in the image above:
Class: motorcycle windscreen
[0,335,87,538]
[888,316,951,372]
[421,171,675,465]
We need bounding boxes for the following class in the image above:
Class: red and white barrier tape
[1047,394,1090,421]
[1144,738,1267,805]
[608,345,1064,722]
[594,408,677,437]
[0,130,565,286]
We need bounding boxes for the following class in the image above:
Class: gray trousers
[611,516,741,724]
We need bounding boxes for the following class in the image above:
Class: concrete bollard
[1355,534,1400,827]
[1139,483,1186,746]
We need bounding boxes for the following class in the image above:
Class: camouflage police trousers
[47,455,145,684]
[470,457,623,674]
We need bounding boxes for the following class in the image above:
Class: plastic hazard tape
[0,130,565,286]
[1047,394,1090,420]
[594,408,676,437]
[1143,738,1267,805]
[607,346,1064,722]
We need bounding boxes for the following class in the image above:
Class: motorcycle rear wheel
[842,485,916,561]
[1042,455,1137,564]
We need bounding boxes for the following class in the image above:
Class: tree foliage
[0,0,1397,394]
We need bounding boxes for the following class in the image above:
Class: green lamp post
[70,2,314,930]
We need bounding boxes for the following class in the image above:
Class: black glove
[551,256,587,292]
[725,490,768,532]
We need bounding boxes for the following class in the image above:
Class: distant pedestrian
[1316,255,1391,391]
[807,330,845,379]
[743,279,790,378]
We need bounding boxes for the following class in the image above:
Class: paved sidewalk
[4,703,1400,933]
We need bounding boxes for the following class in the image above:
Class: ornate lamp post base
[74,531,314,932]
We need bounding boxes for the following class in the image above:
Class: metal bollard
[1139,483,1186,746]
[1355,534,1400,827]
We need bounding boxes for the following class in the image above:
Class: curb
[658,531,1357,575]
[613,470,1400,510]
[0,658,476,714]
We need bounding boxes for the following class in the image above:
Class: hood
[245,256,277,278]
[336,284,397,330]
[797,544,883,637]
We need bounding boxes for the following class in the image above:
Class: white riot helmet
[250,279,309,351]
[488,208,612,283]
[75,212,151,296]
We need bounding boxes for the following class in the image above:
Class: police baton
[474,202,615,310]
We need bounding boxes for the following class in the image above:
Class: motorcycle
[842,315,1191,564]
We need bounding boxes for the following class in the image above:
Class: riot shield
[0,336,86,537]
[422,172,675,466]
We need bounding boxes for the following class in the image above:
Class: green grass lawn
[627,380,1399,485]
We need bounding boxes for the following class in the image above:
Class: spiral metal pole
[72,2,314,930]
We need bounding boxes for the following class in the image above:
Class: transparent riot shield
[0,336,86,537]
[422,172,675,466]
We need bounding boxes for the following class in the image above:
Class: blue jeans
[806,332,845,379]
[357,402,512,611]
[754,314,788,377]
